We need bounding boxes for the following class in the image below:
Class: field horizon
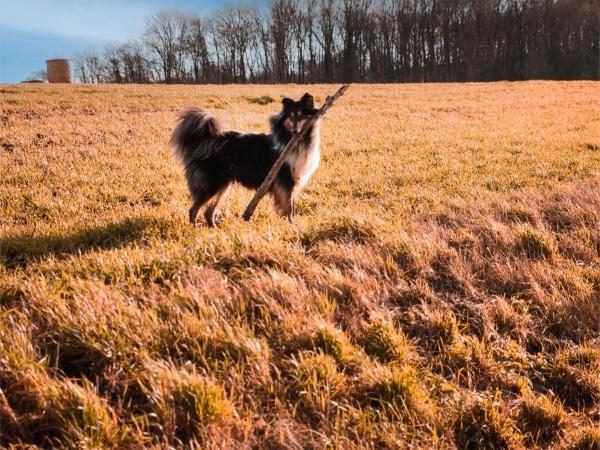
[1,81,599,449]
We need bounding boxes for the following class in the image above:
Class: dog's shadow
[1,216,169,268]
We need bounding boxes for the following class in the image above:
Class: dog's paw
[204,212,224,228]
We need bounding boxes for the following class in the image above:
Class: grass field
[1,82,599,449]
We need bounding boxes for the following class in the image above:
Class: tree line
[74,0,599,84]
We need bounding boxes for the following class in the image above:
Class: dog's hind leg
[204,183,231,227]
[188,183,224,226]
[189,200,203,225]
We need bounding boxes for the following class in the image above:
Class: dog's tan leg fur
[272,183,294,221]
[204,184,231,227]
[189,200,202,225]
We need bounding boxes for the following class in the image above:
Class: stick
[243,84,350,221]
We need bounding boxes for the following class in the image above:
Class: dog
[170,93,320,226]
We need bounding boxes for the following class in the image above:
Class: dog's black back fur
[171,94,320,226]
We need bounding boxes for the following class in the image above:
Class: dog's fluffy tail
[170,107,223,164]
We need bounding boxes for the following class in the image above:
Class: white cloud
[0,0,168,43]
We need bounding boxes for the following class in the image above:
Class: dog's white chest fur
[286,126,320,193]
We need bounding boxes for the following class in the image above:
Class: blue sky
[0,0,262,83]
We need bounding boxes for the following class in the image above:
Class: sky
[0,0,262,83]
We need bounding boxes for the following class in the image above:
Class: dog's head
[281,93,318,134]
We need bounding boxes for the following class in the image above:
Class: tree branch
[242,84,350,222]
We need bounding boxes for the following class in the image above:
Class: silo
[46,59,72,83]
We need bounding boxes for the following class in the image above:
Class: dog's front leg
[272,182,294,222]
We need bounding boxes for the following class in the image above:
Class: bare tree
[117,41,153,83]
[212,6,258,83]
[185,15,211,83]
[250,10,273,82]
[74,49,105,83]
[104,45,123,83]
[74,1,599,85]
[314,0,340,82]
[270,0,295,82]
[26,70,47,82]
[144,11,189,83]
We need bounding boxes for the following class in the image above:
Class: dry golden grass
[1,81,599,448]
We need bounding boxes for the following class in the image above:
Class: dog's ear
[301,93,315,108]
[282,97,294,112]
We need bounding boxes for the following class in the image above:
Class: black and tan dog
[170,93,320,226]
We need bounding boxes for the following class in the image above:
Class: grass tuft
[411,308,460,351]
[485,297,530,338]
[285,351,347,415]
[243,95,275,105]
[516,228,558,259]
[557,346,600,372]
[359,318,414,364]
[533,359,600,410]
[140,361,235,443]
[570,427,600,450]
[516,392,566,445]
[287,323,363,372]
[44,378,135,448]
[301,217,379,247]
[362,367,433,423]
[455,394,523,450]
